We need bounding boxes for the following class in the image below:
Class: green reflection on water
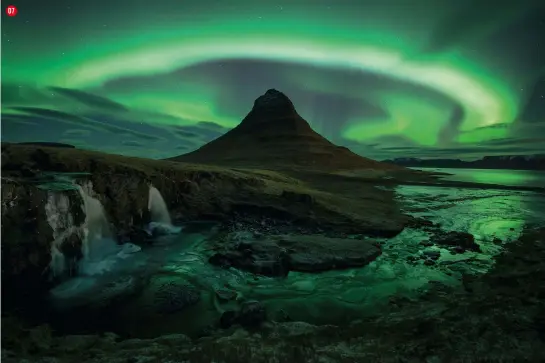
[427,168,545,188]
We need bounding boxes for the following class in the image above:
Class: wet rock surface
[220,300,267,329]
[209,239,291,277]
[154,281,201,315]
[209,234,382,275]
[433,230,481,252]
[3,227,544,362]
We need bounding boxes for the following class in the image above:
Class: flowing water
[76,182,120,275]
[147,185,182,235]
[48,181,185,308]
[44,181,119,276]
[39,170,545,337]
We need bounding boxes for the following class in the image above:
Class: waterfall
[76,182,119,275]
[45,180,122,277]
[147,185,181,234]
[148,185,172,225]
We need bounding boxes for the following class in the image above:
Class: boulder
[209,240,291,277]
[209,234,382,275]
[279,235,382,272]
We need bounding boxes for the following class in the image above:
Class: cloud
[1,84,56,106]
[63,129,92,137]
[173,129,199,138]
[169,121,231,142]
[424,0,540,53]
[1,84,208,158]
[10,107,112,132]
[0,113,40,126]
[121,140,145,147]
[49,87,129,112]
[9,107,166,142]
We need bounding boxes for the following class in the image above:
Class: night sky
[2,0,544,160]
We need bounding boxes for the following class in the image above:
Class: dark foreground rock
[3,227,544,362]
[210,239,291,276]
[433,231,481,252]
[209,234,382,276]
[154,280,201,315]
[220,300,267,329]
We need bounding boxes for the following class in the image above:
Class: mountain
[383,155,545,171]
[170,89,399,171]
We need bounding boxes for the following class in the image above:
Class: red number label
[6,5,18,17]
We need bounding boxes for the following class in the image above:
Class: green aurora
[2,0,544,159]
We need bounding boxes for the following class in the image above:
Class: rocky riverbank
[1,144,406,311]
[3,226,544,362]
[4,143,545,362]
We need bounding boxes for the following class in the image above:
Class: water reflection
[415,167,545,188]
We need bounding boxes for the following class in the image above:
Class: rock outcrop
[209,234,382,276]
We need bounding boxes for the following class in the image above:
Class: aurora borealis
[2,0,544,160]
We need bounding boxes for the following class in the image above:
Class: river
[44,168,545,337]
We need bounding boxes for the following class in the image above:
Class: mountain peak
[248,89,297,119]
[170,90,401,171]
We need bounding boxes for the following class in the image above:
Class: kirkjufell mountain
[170,89,400,170]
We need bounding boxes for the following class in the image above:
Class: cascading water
[76,182,120,275]
[48,180,141,306]
[147,185,181,234]
[45,180,123,277]
[148,185,172,225]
